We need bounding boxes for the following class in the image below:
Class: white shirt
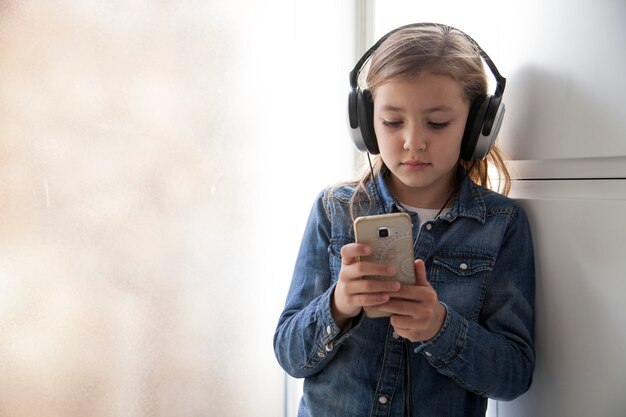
[402,204,450,229]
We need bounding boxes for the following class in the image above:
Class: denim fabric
[274,172,535,417]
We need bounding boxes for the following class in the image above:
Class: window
[0,1,354,416]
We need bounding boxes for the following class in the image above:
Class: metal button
[425,224,433,231]
[424,351,432,357]
[316,350,326,358]
[378,396,388,404]
[324,342,334,352]
[326,325,332,335]
[459,263,468,270]
[392,332,400,339]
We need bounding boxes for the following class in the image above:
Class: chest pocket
[429,252,495,321]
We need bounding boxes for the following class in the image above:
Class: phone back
[353,212,416,285]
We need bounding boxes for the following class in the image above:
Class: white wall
[0,1,354,416]
[497,1,626,416]
[373,1,626,416]
[506,181,626,417]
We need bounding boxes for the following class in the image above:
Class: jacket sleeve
[273,191,360,378]
[415,204,536,401]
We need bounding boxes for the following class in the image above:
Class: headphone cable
[366,156,477,416]
[403,339,413,417]
[404,160,477,417]
[367,153,384,213]
[435,160,477,220]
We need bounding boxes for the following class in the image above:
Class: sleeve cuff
[316,284,363,352]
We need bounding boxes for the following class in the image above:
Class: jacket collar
[367,167,487,224]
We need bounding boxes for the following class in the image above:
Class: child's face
[372,72,470,208]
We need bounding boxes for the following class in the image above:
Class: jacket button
[425,224,433,231]
[459,263,468,270]
[378,396,388,404]
[324,342,334,352]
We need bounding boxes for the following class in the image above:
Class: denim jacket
[274,172,535,417]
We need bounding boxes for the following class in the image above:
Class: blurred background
[0,1,355,416]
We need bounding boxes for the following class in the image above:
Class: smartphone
[353,212,416,318]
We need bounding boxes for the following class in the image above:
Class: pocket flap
[432,253,494,277]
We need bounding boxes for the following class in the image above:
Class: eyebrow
[380,104,404,112]
[379,104,454,113]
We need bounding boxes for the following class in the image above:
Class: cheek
[375,130,401,155]
[373,124,389,145]
[450,123,467,153]
[377,142,395,164]
[433,132,464,162]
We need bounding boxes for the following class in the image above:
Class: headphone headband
[349,23,506,95]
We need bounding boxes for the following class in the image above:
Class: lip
[401,160,431,170]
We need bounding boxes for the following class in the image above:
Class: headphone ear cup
[461,95,504,160]
[347,88,378,154]
[355,89,379,154]
[348,88,359,132]
[475,95,504,159]
[461,95,488,161]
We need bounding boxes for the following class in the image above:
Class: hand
[332,243,401,329]
[368,259,446,342]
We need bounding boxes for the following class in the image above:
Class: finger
[356,292,392,308]
[414,259,430,287]
[340,260,397,284]
[390,326,427,343]
[349,278,401,295]
[372,298,422,316]
[390,314,425,331]
[390,302,446,342]
[372,286,439,315]
[352,261,397,279]
[340,243,372,265]
[385,285,437,303]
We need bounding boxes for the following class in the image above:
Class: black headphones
[347,23,506,161]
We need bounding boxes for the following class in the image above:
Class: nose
[403,124,427,152]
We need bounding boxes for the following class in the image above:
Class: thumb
[414,259,430,287]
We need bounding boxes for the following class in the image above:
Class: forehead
[373,73,468,109]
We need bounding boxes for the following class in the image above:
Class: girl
[274,23,535,417]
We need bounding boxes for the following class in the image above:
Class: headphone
[347,23,506,161]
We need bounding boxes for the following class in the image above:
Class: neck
[387,172,458,210]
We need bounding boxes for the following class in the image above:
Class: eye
[428,121,450,129]
[382,120,403,128]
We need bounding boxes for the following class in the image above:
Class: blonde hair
[344,24,510,217]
